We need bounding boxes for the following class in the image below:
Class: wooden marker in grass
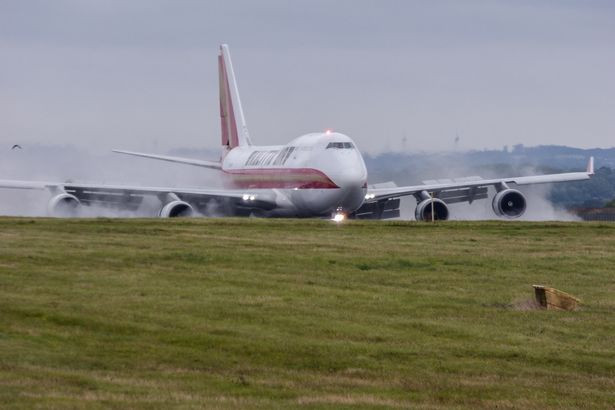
[533,285,581,311]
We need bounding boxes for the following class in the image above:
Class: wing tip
[587,156,595,175]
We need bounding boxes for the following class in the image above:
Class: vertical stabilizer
[219,44,251,150]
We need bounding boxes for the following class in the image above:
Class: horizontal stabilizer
[112,150,222,170]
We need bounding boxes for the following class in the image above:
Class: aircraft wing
[0,180,53,191]
[0,179,277,214]
[366,157,594,202]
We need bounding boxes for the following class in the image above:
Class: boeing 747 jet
[0,45,594,220]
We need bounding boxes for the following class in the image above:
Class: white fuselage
[221,132,368,216]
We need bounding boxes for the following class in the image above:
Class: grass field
[0,217,614,409]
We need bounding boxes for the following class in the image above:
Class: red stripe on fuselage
[223,168,339,189]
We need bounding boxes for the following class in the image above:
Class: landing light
[242,194,256,201]
[325,129,332,135]
[365,193,375,200]
[332,213,346,223]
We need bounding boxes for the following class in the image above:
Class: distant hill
[364,145,615,181]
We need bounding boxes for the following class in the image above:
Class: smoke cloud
[0,145,579,220]
[0,145,221,217]
[396,158,579,221]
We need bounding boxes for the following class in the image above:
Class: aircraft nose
[337,167,366,189]
[330,162,367,212]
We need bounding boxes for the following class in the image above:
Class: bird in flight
[11,144,22,150]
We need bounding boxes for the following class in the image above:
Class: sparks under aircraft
[0,45,595,220]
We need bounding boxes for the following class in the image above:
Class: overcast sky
[1,0,614,155]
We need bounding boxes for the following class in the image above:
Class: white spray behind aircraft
[0,45,594,220]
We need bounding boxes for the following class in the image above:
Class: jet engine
[492,189,526,218]
[47,193,81,217]
[415,198,449,221]
[159,200,194,218]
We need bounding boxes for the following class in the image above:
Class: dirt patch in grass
[512,298,544,311]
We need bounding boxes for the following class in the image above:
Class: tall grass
[0,218,613,408]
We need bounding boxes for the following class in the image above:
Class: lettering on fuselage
[245,146,296,167]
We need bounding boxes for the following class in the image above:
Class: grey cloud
[1,0,614,154]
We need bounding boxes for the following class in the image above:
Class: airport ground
[0,217,613,408]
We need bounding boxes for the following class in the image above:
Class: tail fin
[219,44,251,150]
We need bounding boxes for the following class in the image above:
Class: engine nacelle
[47,193,81,217]
[159,200,194,218]
[492,189,526,218]
[415,198,449,221]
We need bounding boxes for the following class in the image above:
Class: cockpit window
[326,142,354,149]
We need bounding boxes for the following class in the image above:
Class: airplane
[0,44,595,221]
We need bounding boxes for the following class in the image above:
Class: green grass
[0,217,614,409]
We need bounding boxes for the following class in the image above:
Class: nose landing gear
[331,207,346,223]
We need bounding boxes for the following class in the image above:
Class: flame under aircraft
[0,45,594,220]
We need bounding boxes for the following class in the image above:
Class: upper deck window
[326,142,354,149]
